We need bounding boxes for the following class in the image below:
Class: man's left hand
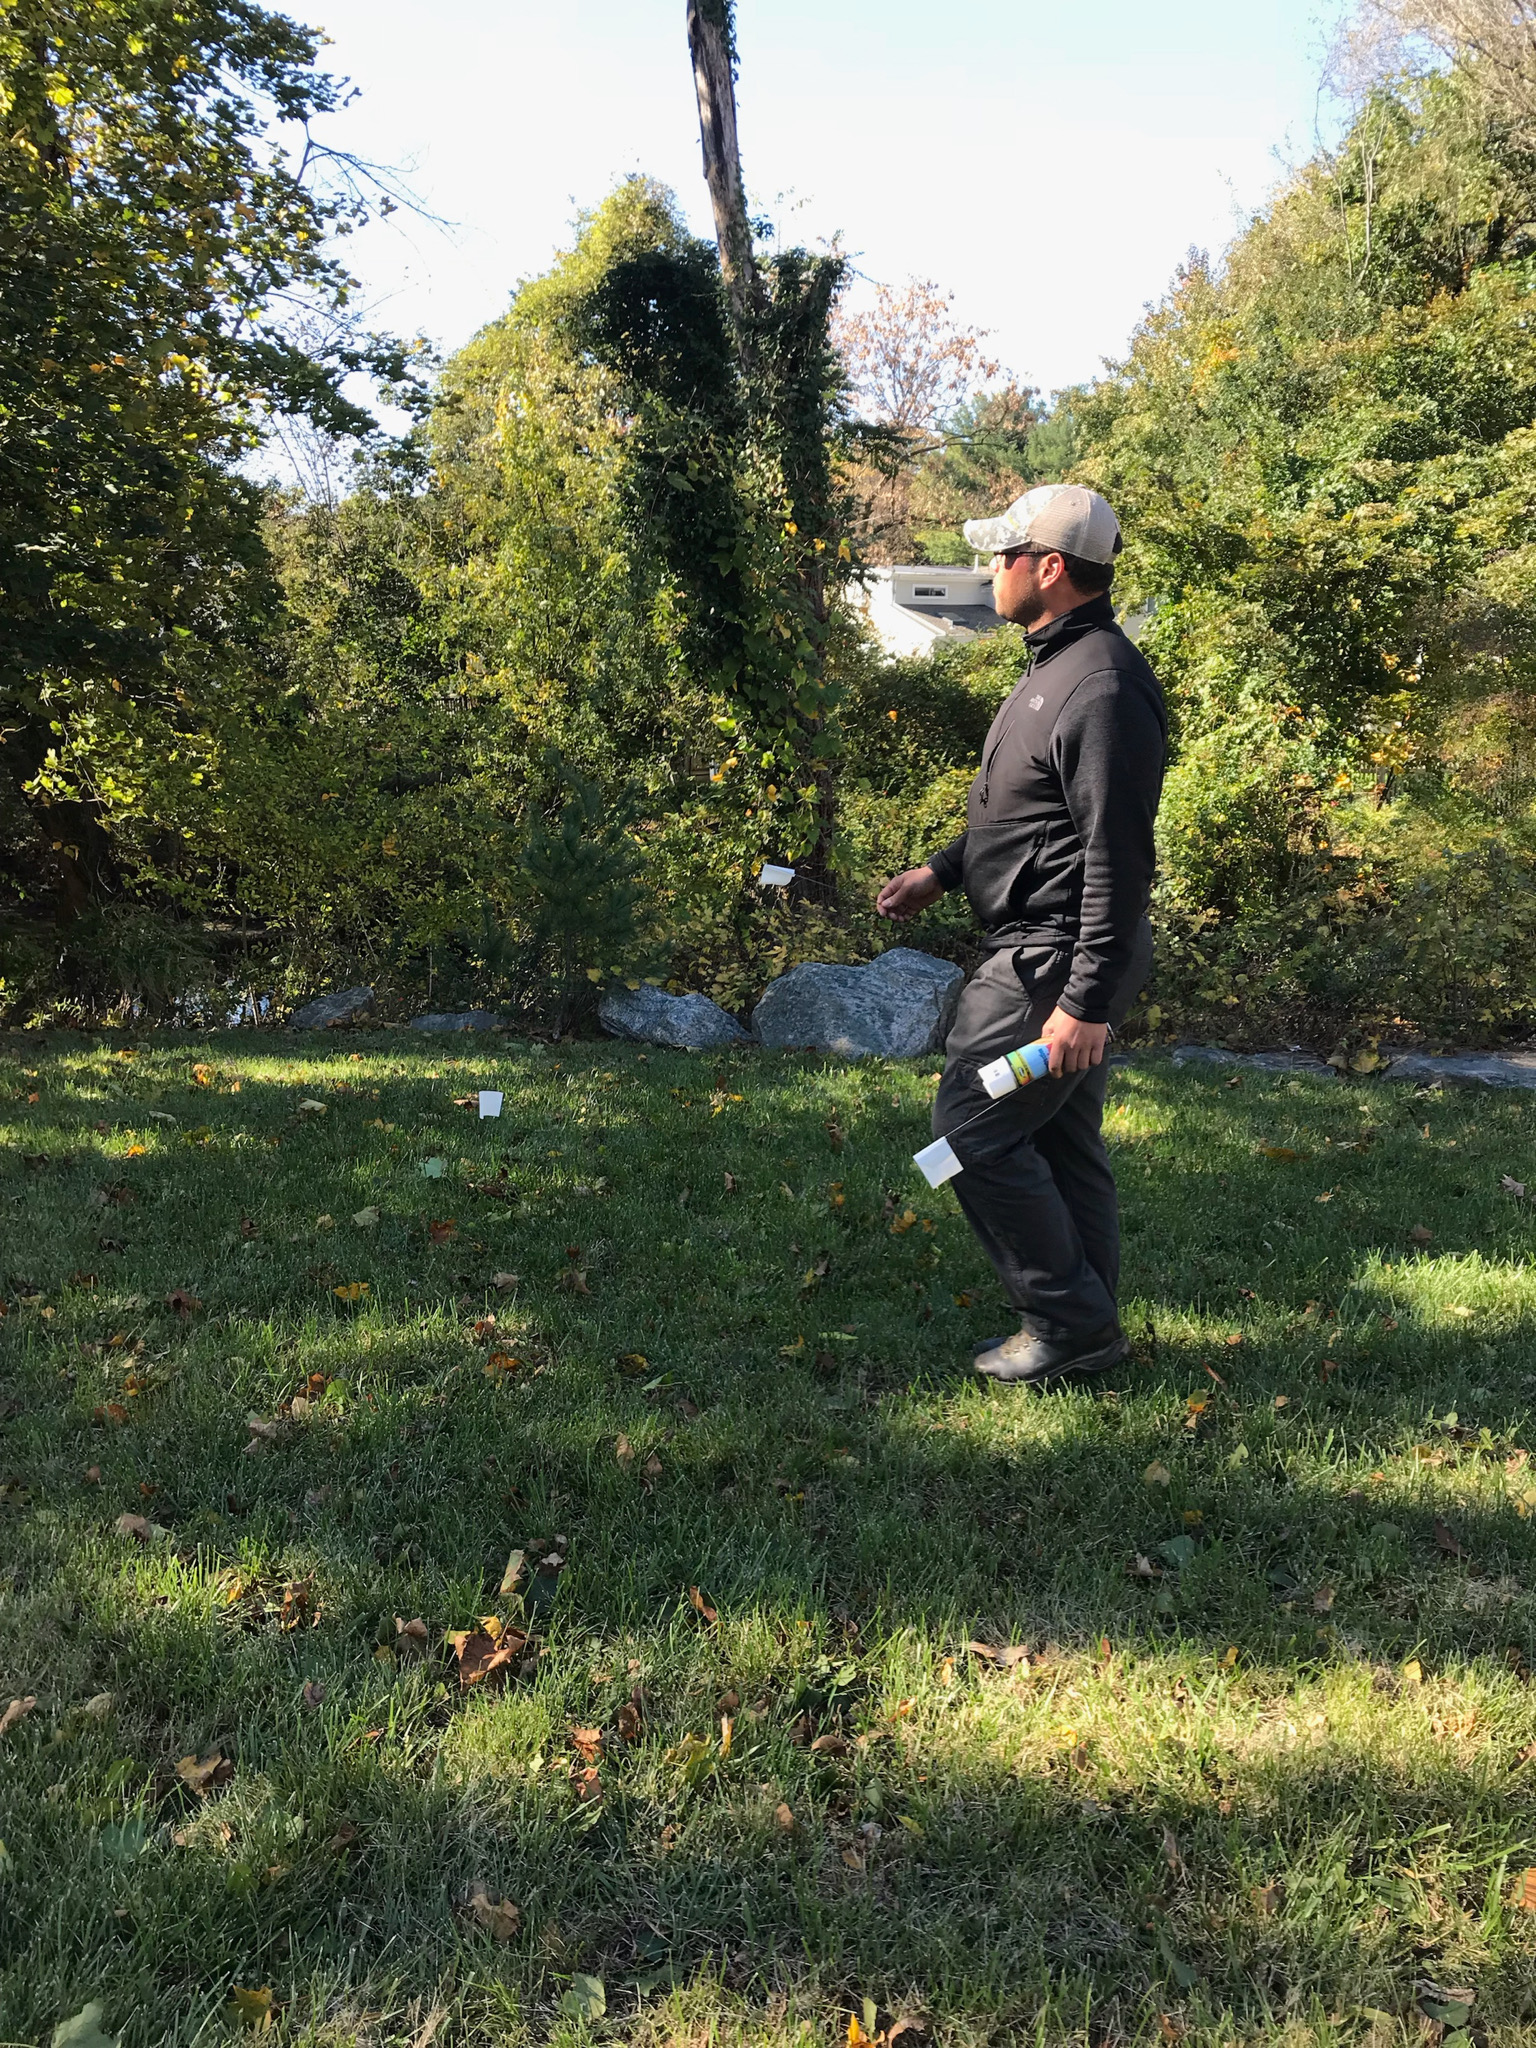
[1040,1007,1108,1075]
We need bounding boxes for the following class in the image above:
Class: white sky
[293,0,1340,396]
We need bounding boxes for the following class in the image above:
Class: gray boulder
[599,985,749,1052]
[1383,1050,1536,1089]
[409,1009,504,1033]
[752,947,964,1059]
[1173,1045,1336,1077]
[290,985,374,1030]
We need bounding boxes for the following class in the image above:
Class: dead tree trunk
[685,0,765,355]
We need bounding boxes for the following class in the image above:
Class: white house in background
[851,563,1003,659]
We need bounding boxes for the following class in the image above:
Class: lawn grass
[5,1030,1536,2046]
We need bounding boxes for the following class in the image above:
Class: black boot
[974,1321,1127,1385]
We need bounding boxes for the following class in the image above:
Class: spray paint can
[977,1039,1053,1098]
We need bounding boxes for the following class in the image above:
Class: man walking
[877,484,1166,1385]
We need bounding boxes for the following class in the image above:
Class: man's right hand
[876,864,943,921]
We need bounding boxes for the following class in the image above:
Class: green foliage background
[10,18,1536,1044]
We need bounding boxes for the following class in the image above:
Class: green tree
[0,0,416,920]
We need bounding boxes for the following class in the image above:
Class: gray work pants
[932,921,1153,1337]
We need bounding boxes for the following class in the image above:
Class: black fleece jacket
[927,593,1167,1024]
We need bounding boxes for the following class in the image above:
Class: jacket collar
[1023,591,1117,661]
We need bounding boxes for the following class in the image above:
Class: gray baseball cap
[963,483,1122,564]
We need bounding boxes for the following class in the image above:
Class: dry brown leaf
[557,1266,591,1294]
[1503,1175,1527,1198]
[301,1681,326,1710]
[426,1218,458,1247]
[967,1640,1031,1669]
[689,1584,718,1624]
[394,1616,429,1658]
[615,1434,634,1468]
[1433,1517,1467,1559]
[641,1451,663,1486]
[570,1725,603,1763]
[811,1732,850,1756]
[774,1800,797,1832]
[570,1763,603,1804]
[616,1696,643,1743]
[466,1884,521,1941]
[1128,1554,1159,1581]
[1143,1461,1171,1487]
[1252,1880,1281,1916]
[1313,1584,1336,1614]
[841,1845,866,1870]
[448,1625,527,1691]
[0,1696,36,1739]
[176,1750,234,1796]
[1409,1224,1434,1246]
[326,1820,359,1854]
[114,1511,152,1540]
[492,1271,519,1290]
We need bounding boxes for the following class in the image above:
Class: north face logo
[1028,693,1045,711]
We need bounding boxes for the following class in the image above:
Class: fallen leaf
[1409,1224,1434,1246]
[1252,1880,1281,1916]
[1402,1658,1424,1687]
[724,1171,738,1192]
[641,1450,663,1485]
[427,1218,458,1246]
[176,1751,233,1796]
[302,1681,326,1710]
[1514,1867,1536,1910]
[226,1986,274,2031]
[615,1434,634,1467]
[164,1288,200,1316]
[1434,1517,1467,1559]
[352,1205,380,1227]
[466,1884,521,1942]
[83,1465,101,1484]
[113,1512,152,1540]
[298,1099,326,1115]
[421,1157,446,1179]
[483,1350,520,1378]
[967,1640,1031,1669]
[394,1615,429,1658]
[1162,1825,1184,1876]
[774,1801,797,1832]
[82,1692,113,1720]
[571,1725,602,1763]
[0,1696,36,1739]
[498,1547,526,1596]
[560,1974,606,2022]
[1312,1584,1335,1614]
[1273,1394,1289,1410]
[1128,1554,1159,1580]
[333,1281,369,1302]
[448,1625,527,1691]
[557,1266,591,1294]
[841,1845,866,1870]
[617,1695,644,1743]
[689,1584,718,1624]
[50,2004,120,2048]
[1502,1176,1526,1198]
[326,1820,359,1853]
[123,1144,147,1159]
[492,1271,519,1290]
[1259,1145,1299,1162]
[1143,1461,1171,1487]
